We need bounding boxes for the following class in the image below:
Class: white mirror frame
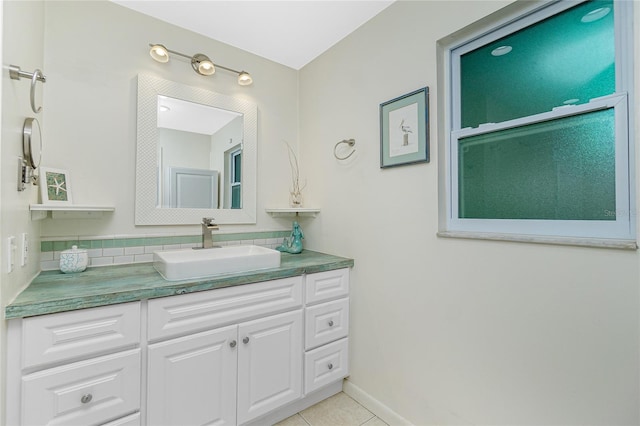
[136,73,257,225]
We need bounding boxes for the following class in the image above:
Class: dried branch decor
[285,141,306,207]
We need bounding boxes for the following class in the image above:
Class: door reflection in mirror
[156,95,243,209]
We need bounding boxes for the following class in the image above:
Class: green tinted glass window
[233,152,242,183]
[231,185,241,209]
[458,108,615,220]
[460,0,614,128]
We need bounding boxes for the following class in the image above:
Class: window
[230,149,242,209]
[441,0,635,244]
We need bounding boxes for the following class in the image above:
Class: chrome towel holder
[9,64,46,114]
[334,138,356,160]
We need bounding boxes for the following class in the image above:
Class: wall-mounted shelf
[265,208,320,218]
[30,204,115,220]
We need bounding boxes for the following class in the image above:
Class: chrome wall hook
[9,65,46,113]
[334,138,356,160]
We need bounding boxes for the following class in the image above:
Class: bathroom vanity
[5,250,353,426]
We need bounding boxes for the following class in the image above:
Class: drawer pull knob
[328,363,334,370]
[229,340,237,348]
[328,320,334,327]
[81,394,93,404]
[243,336,250,344]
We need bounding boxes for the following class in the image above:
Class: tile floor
[274,392,389,426]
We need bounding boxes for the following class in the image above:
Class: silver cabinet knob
[328,363,333,370]
[328,320,334,327]
[81,394,93,404]
[243,336,250,344]
[229,340,237,348]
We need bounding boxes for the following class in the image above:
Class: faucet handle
[202,217,216,226]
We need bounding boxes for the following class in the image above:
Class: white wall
[0,1,44,423]
[39,1,299,238]
[299,1,640,424]
[158,128,211,170]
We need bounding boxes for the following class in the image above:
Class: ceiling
[112,0,395,70]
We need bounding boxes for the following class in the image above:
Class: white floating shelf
[30,204,115,220]
[265,208,321,218]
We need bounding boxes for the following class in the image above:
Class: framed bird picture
[39,167,73,204]
[380,87,429,168]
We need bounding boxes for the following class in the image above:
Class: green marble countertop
[6,250,354,319]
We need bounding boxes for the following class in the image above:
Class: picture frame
[39,167,73,204]
[380,87,429,168]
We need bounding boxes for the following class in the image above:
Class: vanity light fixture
[149,43,253,86]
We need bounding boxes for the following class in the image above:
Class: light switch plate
[7,236,16,273]
[20,233,28,267]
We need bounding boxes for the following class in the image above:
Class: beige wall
[1,0,44,423]
[39,1,300,237]
[299,1,640,424]
[1,0,639,425]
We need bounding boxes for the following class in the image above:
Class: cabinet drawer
[305,269,349,305]
[22,302,140,369]
[304,338,349,394]
[148,276,303,341]
[102,412,140,426]
[305,298,349,350]
[22,349,141,426]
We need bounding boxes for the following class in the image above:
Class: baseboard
[343,379,413,426]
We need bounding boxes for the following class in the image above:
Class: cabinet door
[237,310,303,425]
[147,325,237,426]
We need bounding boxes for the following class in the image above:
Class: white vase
[290,191,303,208]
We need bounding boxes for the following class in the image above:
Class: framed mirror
[136,74,257,225]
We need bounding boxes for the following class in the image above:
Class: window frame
[438,0,636,247]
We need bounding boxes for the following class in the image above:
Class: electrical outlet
[7,236,16,273]
[21,233,28,267]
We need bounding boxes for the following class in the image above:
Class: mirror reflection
[156,96,243,209]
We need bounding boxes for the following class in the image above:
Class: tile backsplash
[40,230,289,271]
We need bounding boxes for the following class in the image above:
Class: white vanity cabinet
[7,267,350,426]
[146,275,304,425]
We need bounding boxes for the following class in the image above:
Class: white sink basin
[153,245,281,281]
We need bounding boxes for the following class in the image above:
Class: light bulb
[238,71,253,86]
[199,61,215,75]
[150,44,169,63]
[192,54,215,76]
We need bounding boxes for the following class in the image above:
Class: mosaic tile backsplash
[40,231,289,271]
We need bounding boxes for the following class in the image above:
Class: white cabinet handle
[81,394,93,404]
[243,336,250,344]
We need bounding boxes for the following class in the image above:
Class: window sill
[437,231,637,250]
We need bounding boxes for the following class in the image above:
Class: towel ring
[334,139,356,160]
[9,65,47,114]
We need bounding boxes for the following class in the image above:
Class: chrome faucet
[201,217,219,249]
